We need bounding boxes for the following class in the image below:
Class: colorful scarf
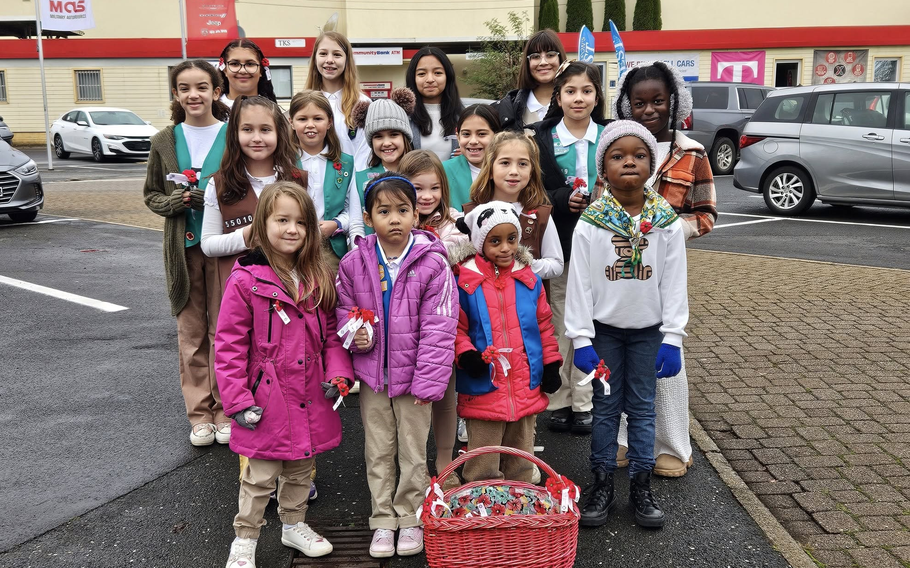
[581,187,678,277]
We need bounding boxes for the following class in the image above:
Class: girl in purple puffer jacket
[335,172,458,559]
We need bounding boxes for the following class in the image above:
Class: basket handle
[435,445,561,486]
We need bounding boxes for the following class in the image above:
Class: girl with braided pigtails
[612,61,717,478]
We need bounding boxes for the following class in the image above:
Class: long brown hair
[517,29,567,91]
[289,90,342,163]
[218,96,301,206]
[169,60,230,123]
[305,31,363,131]
[399,150,454,228]
[543,61,607,122]
[469,131,550,210]
[249,182,336,308]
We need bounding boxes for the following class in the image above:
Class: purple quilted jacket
[335,230,458,401]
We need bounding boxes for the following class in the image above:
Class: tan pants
[431,371,458,473]
[463,415,536,483]
[234,457,315,539]
[176,245,225,425]
[359,386,432,530]
[546,264,593,413]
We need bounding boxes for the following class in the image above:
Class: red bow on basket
[546,474,580,513]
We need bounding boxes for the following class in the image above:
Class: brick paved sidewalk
[43,179,164,230]
[686,249,910,568]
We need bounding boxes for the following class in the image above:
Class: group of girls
[144,27,716,568]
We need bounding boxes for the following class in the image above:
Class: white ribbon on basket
[337,310,379,350]
[416,479,451,519]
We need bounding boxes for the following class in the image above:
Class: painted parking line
[719,212,910,230]
[713,218,784,229]
[0,275,129,312]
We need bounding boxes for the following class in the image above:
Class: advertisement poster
[40,0,95,32]
[625,52,699,82]
[813,50,869,84]
[186,0,238,40]
[710,51,766,85]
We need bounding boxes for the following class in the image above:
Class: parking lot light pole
[34,0,54,170]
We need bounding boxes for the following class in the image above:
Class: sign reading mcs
[40,0,95,31]
[626,52,699,82]
[353,48,403,66]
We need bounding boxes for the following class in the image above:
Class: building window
[270,66,292,99]
[0,71,7,102]
[75,70,103,101]
[874,58,900,82]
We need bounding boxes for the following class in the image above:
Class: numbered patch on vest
[224,214,253,229]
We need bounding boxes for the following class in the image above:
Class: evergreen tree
[633,0,662,31]
[602,0,626,32]
[566,0,593,32]
[538,0,559,32]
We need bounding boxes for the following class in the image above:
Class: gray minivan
[734,83,910,215]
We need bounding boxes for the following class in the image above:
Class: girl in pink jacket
[216,181,354,568]
[335,173,458,559]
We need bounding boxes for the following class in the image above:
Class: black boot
[580,471,615,527]
[571,411,593,435]
[629,471,665,528]
[548,407,572,433]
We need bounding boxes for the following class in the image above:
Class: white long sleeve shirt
[298,148,365,247]
[324,90,372,171]
[565,217,689,349]
[512,202,563,280]
[200,170,276,257]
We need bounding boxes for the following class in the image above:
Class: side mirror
[76,121,89,127]
[145,121,152,125]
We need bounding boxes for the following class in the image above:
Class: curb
[688,415,818,568]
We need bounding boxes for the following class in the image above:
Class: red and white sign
[812,50,868,84]
[185,0,238,41]
[40,0,95,32]
[710,51,766,85]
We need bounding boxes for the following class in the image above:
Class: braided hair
[613,61,692,168]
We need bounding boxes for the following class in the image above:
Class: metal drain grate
[289,524,387,567]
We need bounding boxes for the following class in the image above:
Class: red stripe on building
[0,37,314,59]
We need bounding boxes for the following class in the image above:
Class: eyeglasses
[227,61,260,73]
[527,51,560,63]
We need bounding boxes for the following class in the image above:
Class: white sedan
[51,107,158,162]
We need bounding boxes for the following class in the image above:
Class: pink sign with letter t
[710,51,766,85]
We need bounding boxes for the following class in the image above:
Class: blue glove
[655,344,681,378]
[574,345,600,375]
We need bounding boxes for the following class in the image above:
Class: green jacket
[143,125,205,316]
[442,154,473,211]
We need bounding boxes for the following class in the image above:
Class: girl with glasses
[218,39,279,109]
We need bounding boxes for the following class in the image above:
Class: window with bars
[75,70,103,101]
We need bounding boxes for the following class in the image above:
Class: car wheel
[762,166,815,216]
[91,138,106,162]
[710,136,736,175]
[8,211,38,223]
[54,135,70,159]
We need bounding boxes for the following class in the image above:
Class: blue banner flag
[609,19,627,79]
[578,25,595,63]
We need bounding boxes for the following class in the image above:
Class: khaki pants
[176,245,225,425]
[234,457,315,539]
[463,415,536,483]
[546,264,593,413]
[360,386,432,530]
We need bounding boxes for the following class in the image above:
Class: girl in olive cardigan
[143,60,230,447]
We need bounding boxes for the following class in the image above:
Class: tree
[632,0,662,31]
[602,0,626,32]
[464,11,530,100]
[566,0,593,32]
[538,0,559,32]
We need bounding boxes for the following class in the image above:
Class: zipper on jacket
[267,299,274,343]
[316,304,324,343]
[494,267,516,422]
[251,369,264,396]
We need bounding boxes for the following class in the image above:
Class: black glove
[541,362,562,394]
[459,350,488,378]
[231,406,263,431]
[321,377,354,399]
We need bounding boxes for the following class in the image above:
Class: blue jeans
[589,322,663,476]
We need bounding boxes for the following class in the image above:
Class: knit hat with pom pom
[357,87,416,142]
[461,200,522,253]
[594,119,659,181]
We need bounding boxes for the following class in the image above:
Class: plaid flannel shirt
[654,133,718,240]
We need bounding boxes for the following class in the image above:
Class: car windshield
[89,111,146,126]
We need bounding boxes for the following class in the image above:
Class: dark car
[681,82,775,175]
[0,116,12,143]
[0,139,44,222]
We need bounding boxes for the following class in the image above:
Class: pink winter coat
[335,230,458,401]
[215,250,353,461]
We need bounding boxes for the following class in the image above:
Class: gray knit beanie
[594,120,659,180]
[364,97,413,142]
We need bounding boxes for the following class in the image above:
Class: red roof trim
[0,37,315,59]
[558,26,910,52]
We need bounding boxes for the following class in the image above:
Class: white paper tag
[579,369,610,396]
[477,502,489,517]
[561,488,570,513]
[276,306,290,325]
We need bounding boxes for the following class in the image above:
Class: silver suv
[734,83,910,215]
[682,82,774,175]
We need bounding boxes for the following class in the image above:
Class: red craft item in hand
[481,345,498,364]
[572,177,587,190]
[182,169,198,183]
[594,360,610,381]
[360,309,375,323]
[332,377,350,397]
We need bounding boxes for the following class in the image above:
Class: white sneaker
[369,528,395,558]
[281,522,332,557]
[349,380,361,394]
[190,423,215,447]
[457,418,468,443]
[396,527,424,556]
[530,463,542,485]
[215,422,231,444]
[225,537,256,568]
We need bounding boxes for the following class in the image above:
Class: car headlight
[105,135,126,140]
[13,159,38,176]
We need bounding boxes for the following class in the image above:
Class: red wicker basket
[422,445,580,568]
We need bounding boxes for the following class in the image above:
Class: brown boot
[616,445,629,468]
[653,453,693,477]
